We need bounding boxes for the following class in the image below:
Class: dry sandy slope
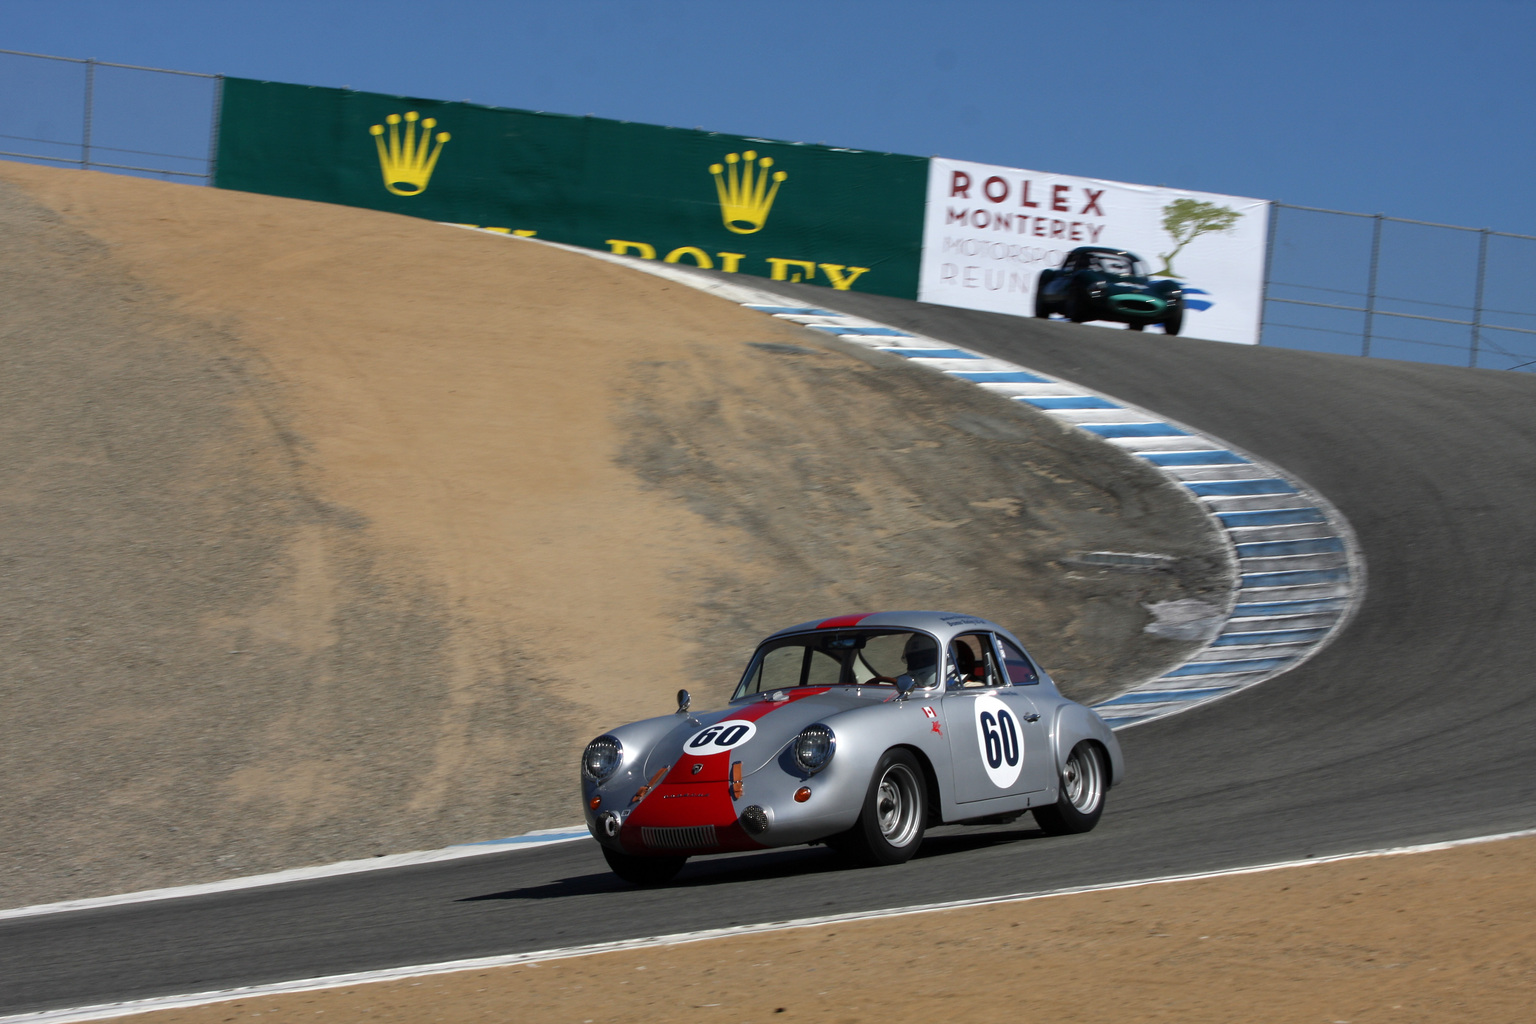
[119,834,1536,1024]
[0,162,1227,908]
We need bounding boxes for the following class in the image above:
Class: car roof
[1070,245,1140,258]
[762,611,1023,648]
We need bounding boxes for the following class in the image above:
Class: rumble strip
[523,236,1366,730]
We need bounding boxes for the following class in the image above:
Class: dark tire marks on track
[5,291,1536,1015]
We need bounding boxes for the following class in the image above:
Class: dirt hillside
[0,161,1228,908]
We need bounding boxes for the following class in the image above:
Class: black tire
[602,846,687,886]
[1034,742,1107,836]
[1066,291,1092,323]
[833,748,927,866]
[1034,272,1054,318]
[1127,323,1145,332]
[1163,304,1184,336]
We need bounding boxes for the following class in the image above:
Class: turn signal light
[794,787,811,803]
[730,761,744,800]
[588,796,601,811]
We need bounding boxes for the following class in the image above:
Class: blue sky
[4,0,1535,235]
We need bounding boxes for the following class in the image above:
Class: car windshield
[733,630,940,699]
[1088,253,1139,275]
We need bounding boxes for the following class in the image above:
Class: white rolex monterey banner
[918,157,1270,345]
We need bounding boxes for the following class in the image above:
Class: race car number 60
[685,719,758,752]
[973,694,1023,788]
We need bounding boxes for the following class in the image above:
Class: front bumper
[1107,292,1167,319]
[583,769,858,857]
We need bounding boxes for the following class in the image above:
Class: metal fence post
[82,57,95,171]
[1258,202,1279,345]
[205,74,225,183]
[1470,228,1489,368]
[1362,213,1383,357]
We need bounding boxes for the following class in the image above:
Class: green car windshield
[733,629,940,700]
[1088,253,1140,275]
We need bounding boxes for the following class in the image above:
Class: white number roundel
[684,719,758,753]
[973,695,1023,788]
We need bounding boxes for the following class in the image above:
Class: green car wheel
[1164,306,1184,336]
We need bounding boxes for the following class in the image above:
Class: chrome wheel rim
[1062,747,1103,813]
[875,762,922,847]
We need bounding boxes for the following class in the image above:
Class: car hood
[1098,274,1156,290]
[638,688,885,780]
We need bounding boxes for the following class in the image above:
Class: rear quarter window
[997,637,1039,685]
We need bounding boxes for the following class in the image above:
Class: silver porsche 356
[579,611,1124,885]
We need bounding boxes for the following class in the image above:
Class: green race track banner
[214,78,927,297]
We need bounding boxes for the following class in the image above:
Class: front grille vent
[641,825,718,850]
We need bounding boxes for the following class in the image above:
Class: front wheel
[1163,305,1184,336]
[832,748,927,865]
[1034,742,1107,835]
[1066,291,1092,323]
[602,846,687,886]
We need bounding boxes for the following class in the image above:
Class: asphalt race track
[5,294,1535,1015]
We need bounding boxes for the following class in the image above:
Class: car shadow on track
[459,824,1050,902]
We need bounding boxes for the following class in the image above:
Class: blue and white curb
[542,240,1366,731]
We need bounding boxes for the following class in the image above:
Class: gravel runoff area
[0,162,1229,910]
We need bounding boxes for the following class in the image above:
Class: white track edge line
[9,826,1534,1024]
[0,829,590,923]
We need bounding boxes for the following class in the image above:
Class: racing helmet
[902,633,939,684]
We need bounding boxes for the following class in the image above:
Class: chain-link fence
[0,48,220,182]
[1262,204,1536,371]
[4,48,1533,372]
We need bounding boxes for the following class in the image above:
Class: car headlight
[581,736,622,783]
[792,725,836,774]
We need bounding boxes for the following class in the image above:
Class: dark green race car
[1034,246,1183,334]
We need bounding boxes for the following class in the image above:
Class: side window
[948,633,1002,688]
[997,637,1039,685]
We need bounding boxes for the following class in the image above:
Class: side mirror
[894,674,917,699]
[676,689,691,714]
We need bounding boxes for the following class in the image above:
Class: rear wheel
[833,748,927,865]
[1034,742,1107,835]
[1127,323,1145,332]
[602,846,687,886]
[1034,272,1055,318]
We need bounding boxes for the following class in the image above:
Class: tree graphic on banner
[1156,199,1240,278]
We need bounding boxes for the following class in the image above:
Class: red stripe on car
[815,613,870,629]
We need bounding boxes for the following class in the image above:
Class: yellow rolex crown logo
[368,111,450,197]
[709,151,786,234]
